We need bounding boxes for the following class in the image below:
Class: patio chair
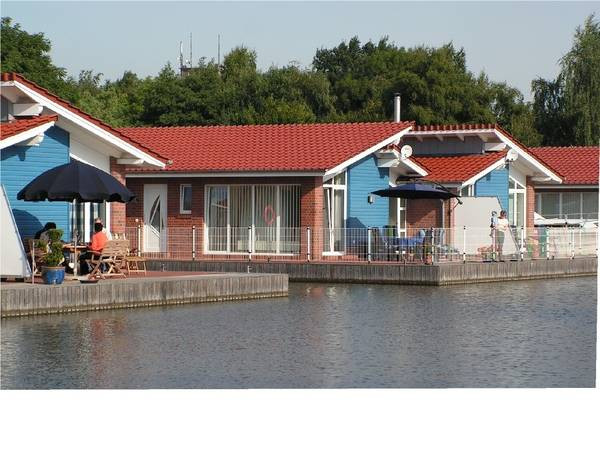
[88,240,128,280]
[26,238,47,277]
[123,240,147,276]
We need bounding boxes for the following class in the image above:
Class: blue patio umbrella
[372,181,462,203]
[17,158,135,203]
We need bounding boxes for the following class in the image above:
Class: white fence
[121,225,598,263]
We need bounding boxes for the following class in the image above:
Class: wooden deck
[1,271,288,317]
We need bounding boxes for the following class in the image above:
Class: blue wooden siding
[474,166,509,212]
[1,126,71,239]
[346,154,390,228]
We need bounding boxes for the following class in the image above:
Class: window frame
[179,184,192,215]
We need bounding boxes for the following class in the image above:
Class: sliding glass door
[205,184,300,254]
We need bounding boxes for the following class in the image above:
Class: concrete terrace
[0,271,288,317]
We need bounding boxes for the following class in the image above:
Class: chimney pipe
[393,93,401,123]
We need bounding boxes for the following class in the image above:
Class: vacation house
[117,98,586,260]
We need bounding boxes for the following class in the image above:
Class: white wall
[70,137,110,173]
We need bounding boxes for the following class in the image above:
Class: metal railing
[122,225,598,263]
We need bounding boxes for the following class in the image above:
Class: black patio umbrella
[17,158,135,203]
[372,180,461,203]
[17,159,136,278]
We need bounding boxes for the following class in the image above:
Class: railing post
[462,226,466,263]
[570,228,575,259]
[192,225,196,260]
[136,224,141,257]
[492,227,496,262]
[306,227,311,262]
[430,227,435,264]
[247,225,252,261]
[519,226,525,261]
[367,227,372,263]
[546,229,550,260]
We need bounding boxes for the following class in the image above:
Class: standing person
[489,211,498,237]
[94,217,112,240]
[495,210,509,261]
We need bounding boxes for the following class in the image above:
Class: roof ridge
[118,120,415,131]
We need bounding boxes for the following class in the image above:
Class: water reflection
[1,277,596,389]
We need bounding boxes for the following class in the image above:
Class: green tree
[0,17,77,101]
[532,14,600,145]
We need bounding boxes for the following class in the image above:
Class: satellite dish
[400,145,413,159]
[506,148,519,162]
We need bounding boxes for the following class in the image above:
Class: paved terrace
[1,271,288,318]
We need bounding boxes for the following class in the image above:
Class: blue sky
[3,1,598,100]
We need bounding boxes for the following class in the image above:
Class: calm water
[1,277,596,389]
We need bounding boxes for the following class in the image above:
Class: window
[179,184,192,214]
[459,185,474,197]
[323,172,346,253]
[205,184,300,253]
[71,201,109,242]
[536,191,599,221]
[388,197,407,236]
[508,176,526,227]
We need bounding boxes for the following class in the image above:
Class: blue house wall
[1,126,71,239]
[474,166,509,212]
[346,154,390,228]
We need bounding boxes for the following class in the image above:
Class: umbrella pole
[72,199,78,277]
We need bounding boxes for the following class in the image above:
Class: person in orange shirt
[79,222,108,274]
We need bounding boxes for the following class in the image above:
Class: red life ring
[263,205,276,225]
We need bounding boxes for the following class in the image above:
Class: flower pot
[41,266,65,285]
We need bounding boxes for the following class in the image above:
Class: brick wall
[526,176,535,229]
[109,157,127,234]
[406,198,442,229]
[300,176,324,259]
[125,175,324,259]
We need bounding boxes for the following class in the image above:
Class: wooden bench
[88,240,129,280]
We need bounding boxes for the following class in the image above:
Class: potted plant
[41,229,65,285]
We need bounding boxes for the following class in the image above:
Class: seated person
[35,222,56,243]
[79,222,109,275]
[94,217,112,240]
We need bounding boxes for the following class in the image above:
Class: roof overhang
[323,126,413,179]
[126,171,325,178]
[0,120,56,150]
[1,80,165,168]
[493,129,562,183]
[460,156,508,188]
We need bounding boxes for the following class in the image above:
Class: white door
[144,184,167,253]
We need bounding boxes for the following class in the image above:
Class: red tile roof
[119,122,413,173]
[529,146,599,185]
[0,72,168,164]
[414,151,507,183]
[0,115,58,140]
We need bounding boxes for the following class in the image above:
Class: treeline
[1,15,598,147]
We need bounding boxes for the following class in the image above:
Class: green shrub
[43,229,64,267]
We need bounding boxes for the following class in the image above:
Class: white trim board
[324,126,413,178]
[2,80,165,168]
[493,130,562,183]
[0,121,56,149]
[460,157,508,188]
